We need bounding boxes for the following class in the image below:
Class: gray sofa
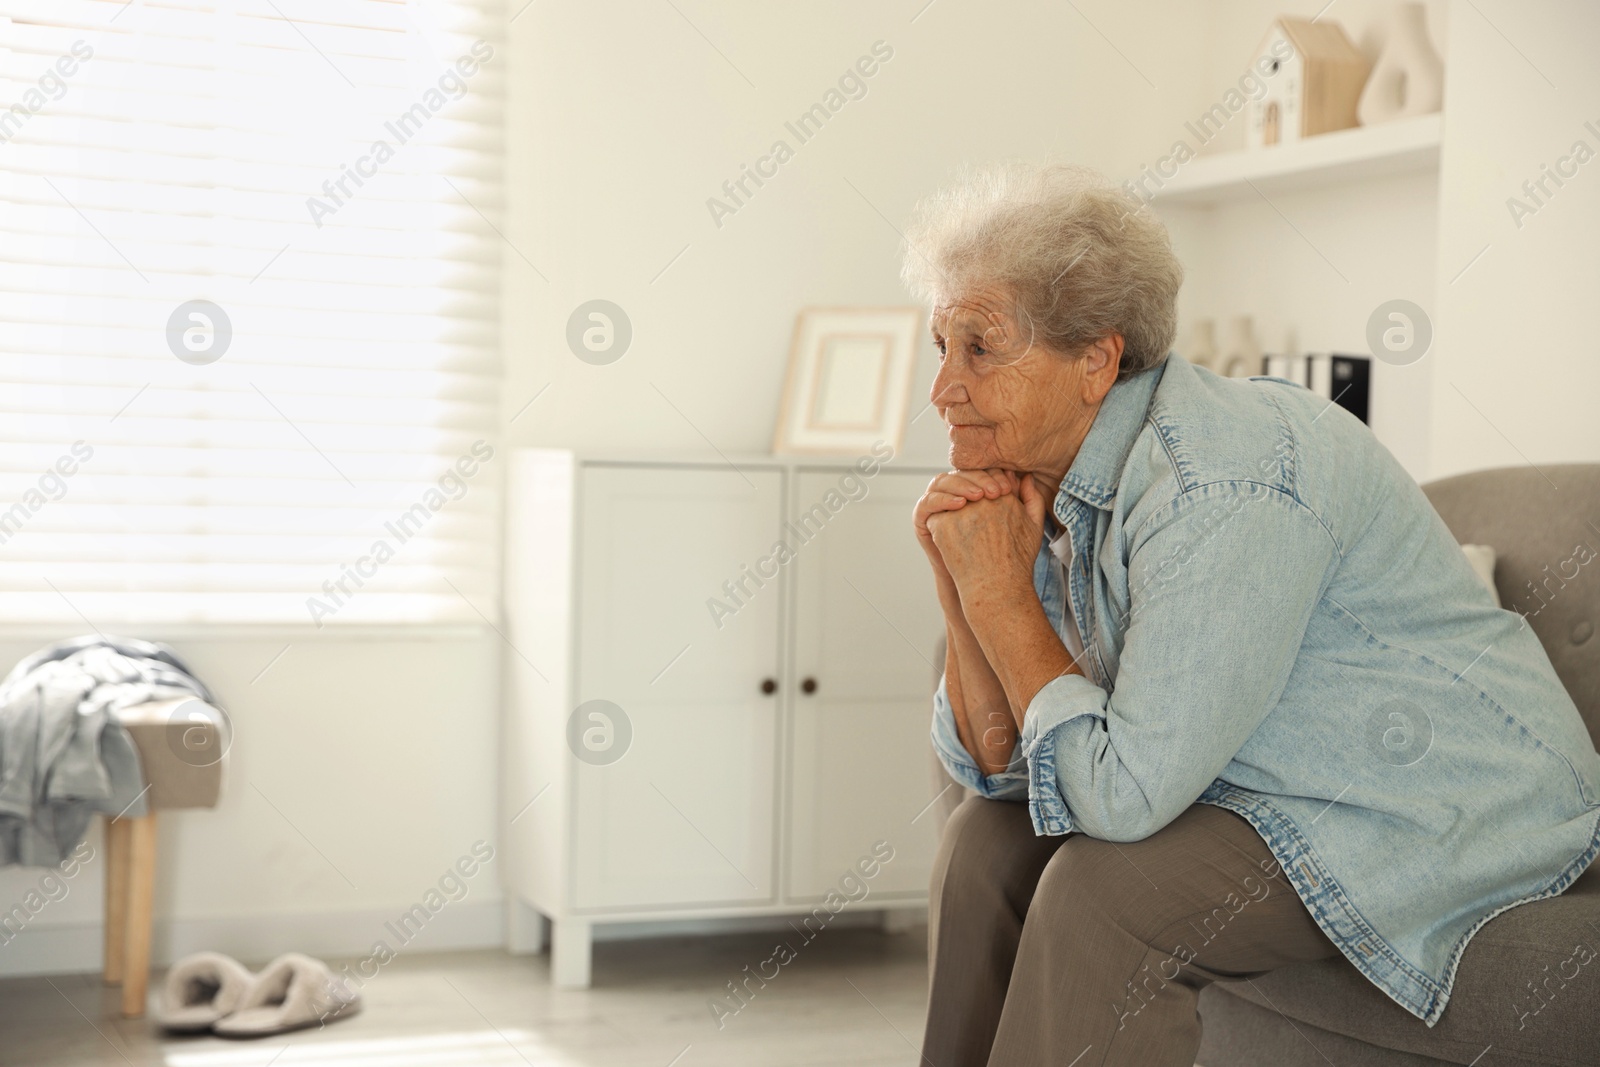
[927,464,1600,1066]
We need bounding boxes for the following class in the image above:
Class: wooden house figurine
[1247,17,1371,148]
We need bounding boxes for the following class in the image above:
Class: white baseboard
[0,901,930,979]
[0,899,505,978]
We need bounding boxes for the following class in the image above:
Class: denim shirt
[931,354,1600,1025]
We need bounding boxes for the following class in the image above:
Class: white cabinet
[501,450,945,986]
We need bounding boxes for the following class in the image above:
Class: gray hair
[901,162,1183,379]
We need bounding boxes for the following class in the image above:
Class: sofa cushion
[1208,862,1600,1066]
[1458,543,1500,605]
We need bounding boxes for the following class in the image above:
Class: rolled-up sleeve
[1024,483,1338,841]
[1016,672,1106,834]
[931,674,1029,801]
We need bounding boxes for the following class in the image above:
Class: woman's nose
[930,359,968,406]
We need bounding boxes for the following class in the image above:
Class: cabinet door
[573,464,783,910]
[786,469,944,901]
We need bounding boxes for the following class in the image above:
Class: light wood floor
[0,924,933,1066]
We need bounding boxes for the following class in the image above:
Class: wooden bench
[102,697,226,1018]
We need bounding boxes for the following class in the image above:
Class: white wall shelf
[1153,113,1442,205]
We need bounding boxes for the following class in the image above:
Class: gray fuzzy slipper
[212,953,361,1038]
[158,952,256,1033]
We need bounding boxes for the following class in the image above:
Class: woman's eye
[972,344,987,357]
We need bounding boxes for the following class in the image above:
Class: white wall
[500,0,1219,465]
[497,0,1473,484]
[1429,0,1600,477]
[0,631,504,976]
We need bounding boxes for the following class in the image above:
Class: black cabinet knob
[760,678,777,695]
[801,677,817,695]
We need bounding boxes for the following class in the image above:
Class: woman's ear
[1079,334,1124,402]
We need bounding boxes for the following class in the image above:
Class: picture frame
[772,306,922,456]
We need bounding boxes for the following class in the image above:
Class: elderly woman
[906,163,1600,1067]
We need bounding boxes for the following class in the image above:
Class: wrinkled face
[928,285,1100,474]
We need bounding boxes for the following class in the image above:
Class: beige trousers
[923,796,1340,1066]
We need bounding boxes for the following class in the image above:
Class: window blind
[0,0,505,626]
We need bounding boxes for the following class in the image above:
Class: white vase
[1358,2,1444,126]
[1222,315,1261,378]
[1186,318,1218,371]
